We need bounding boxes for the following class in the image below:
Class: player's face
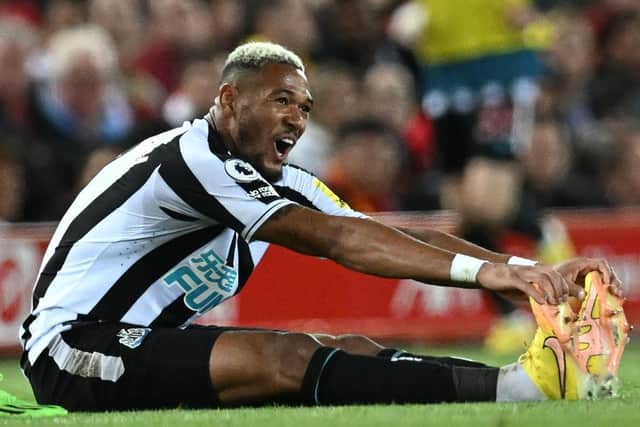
[231,63,313,181]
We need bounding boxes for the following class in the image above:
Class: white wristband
[507,256,538,266]
[450,254,487,283]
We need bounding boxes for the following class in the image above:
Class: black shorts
[24,321,259,412]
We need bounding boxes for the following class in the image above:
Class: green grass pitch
[1,342,638,426]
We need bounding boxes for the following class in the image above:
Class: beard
[235,110,283,183]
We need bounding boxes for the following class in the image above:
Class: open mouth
[274,137,295,158]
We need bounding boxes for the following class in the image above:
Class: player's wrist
[507,256,538,266]
[450,253,488,284]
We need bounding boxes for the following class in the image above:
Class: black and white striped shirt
[21,118,365,366]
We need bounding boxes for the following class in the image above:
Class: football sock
[496,362,546,401]
[301,347,499,405]
[378,350,546,401]
[377,348,491,368]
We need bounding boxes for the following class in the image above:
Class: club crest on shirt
[224,159,260,182]
[117,327,151,349]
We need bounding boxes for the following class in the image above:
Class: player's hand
[476,263,571,305]
[553,257,624,298]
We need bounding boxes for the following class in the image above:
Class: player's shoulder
[178,119,231,164]
[280,163,317,184]
[283,163,316,176]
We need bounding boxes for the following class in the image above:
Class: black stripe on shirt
[226,233,237,266]
[273,185,318,210]
[30,132,187,309]
[149,296,193,327]
[158,145,246,233]
[19,314,36,349]
[235,237,254,293]
[87,225,225,322]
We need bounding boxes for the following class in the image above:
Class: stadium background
[0,1,639,423]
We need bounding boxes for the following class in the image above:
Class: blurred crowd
[1,0,640,232]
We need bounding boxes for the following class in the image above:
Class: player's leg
[210,330,501,406]
[310,333,384,356]
[209,330,323,404]
[311,333,491,367]
[24,321,565,411]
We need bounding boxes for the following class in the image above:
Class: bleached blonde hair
[221,41,304,83]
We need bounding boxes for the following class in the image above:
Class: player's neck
[206,107,236,156]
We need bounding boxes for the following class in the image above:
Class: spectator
[27,25,132,219]
[129,0,213,99]
[162,60,221,128]
[208,0,248,52]
[247,0,318,64]
[605,127,640,206]
[131,59,221,145]
[519,117,608,209]
[0,143,25,222]
[288,62,362,176]
[41,0,85,38]
[389,0,550,189]
[315,0,387,71]
[0,16,63,222]
[35,25,132,145]
[543,12,603,150]
[88,0,145,63]
[363,62,436,188]
[324,118,407,212]
[589,11,640,121]
[0,17,39,133]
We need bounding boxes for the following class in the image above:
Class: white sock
[496,362,546,402]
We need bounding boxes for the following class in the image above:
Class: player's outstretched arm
[396,226,510,263]
[397,225,623,297]
[254,205,571,305]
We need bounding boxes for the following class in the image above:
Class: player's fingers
[549,270,570,302]
[609,271,624,297]
[592,259,612,284]
[524,280,547,305]
[568,281,586,300]
[602,261,624,297]
[584,259,623,297]
[530,273,559,304]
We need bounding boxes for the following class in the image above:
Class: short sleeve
[275,165,369,219]
[156,128,294,241]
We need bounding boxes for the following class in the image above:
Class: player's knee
[262,333,322,392]
[333,334,383,356]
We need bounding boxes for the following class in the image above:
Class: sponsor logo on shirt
[248,185,279,200]
[162,248,237,314]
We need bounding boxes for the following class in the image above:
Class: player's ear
[219,83,239,115]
